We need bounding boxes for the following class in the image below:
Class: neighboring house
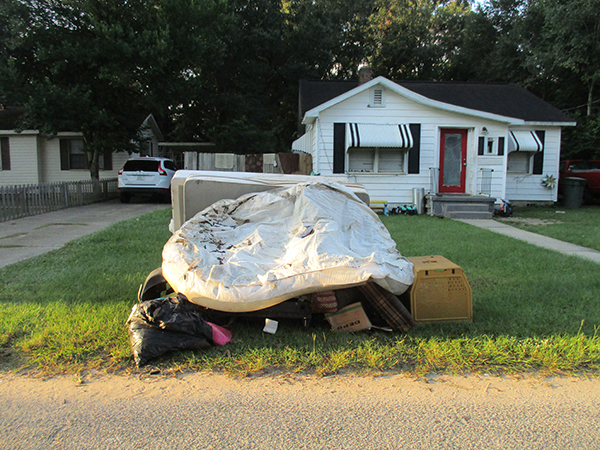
[0,105,164,187]
[292,76,576,214]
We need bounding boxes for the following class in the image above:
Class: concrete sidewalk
[458,219,600,264]
[0,200,170,269]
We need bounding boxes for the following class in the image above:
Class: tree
[168,0,378,153]
[449,0,531,82]
[368,0,473,80]
[527,0,600,117]
[1,0,225,180]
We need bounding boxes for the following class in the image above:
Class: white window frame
[347,146,406,174]
[507,151,533,174]
[485,137,497,155]
[479,136,501,155]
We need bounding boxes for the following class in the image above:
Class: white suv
[118,157,178,203]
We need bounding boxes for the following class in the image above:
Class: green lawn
[497,205,600,252]
[1,208,599,376]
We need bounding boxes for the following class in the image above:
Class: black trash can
[562,177,587,208]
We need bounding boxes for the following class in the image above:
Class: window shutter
[60,139,70,170]
[333,123,345,174]
[103,150,113,171]
[532,130,545,175]
[498,137,505,156]
[1,137,10,171]
[478,137,485,156]
[407,124,421,174]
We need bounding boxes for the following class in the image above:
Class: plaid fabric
[312,290,338,313]
[244,154,263,173]
[358,282,414,332]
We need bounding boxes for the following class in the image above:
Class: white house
[0,106,163,187]
[292,76,576,216]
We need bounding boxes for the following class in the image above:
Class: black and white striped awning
[509,131,543,152]
[346,123,413,149]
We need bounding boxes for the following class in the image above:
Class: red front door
[439,129,468,193]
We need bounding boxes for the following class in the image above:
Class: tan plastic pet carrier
[406,255,473,323]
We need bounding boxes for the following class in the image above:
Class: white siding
[313,88,514,204]
[111,151,130,174]
[0,134,41,186]
[505,127,560,203]
[40,137,129,183]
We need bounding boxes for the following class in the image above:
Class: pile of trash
[128,181,415,367]
[127,295,232,367]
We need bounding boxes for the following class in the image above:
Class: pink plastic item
[207,322,233,346]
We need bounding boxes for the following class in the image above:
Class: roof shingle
[299,79,574,124]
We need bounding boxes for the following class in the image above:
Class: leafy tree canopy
[1,0,225,179]
[2,0,599,167]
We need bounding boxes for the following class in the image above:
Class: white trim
[158,142,215,147]
[0,130,39,135]
[521,121,576,127]
[55,132,84,137]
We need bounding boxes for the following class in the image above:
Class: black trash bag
[127,295,214,367]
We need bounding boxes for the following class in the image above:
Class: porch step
[428,194,495,220]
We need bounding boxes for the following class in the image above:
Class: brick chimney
[358,66,373,85]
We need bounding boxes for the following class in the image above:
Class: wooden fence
[0,178,118,222]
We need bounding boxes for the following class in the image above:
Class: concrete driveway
[0,199,170,269]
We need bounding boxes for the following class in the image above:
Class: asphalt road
[1,372,600,449]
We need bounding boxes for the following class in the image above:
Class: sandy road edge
[2,371,600,405]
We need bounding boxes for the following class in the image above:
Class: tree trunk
[588,79,595,117]
[88,148,103,197]
[89,148,100,182]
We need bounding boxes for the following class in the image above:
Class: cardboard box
[406,255,473,323]
[325,302,372,332]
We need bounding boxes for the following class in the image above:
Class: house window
[1,137,10,171]
[60,138,86,170]
[347,147,405,173]
[60,138,112,170]
[507,151,532,174]
[348,148,374,172]
[369,88,385,107]
[68,139,87,169]
[478,136,504,156]
[506,130,544,174]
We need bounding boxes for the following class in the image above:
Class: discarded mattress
[162,181,414,312]
[169,170,370,231]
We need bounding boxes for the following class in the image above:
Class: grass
[497,204,600,252]
[1,208,600,377]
